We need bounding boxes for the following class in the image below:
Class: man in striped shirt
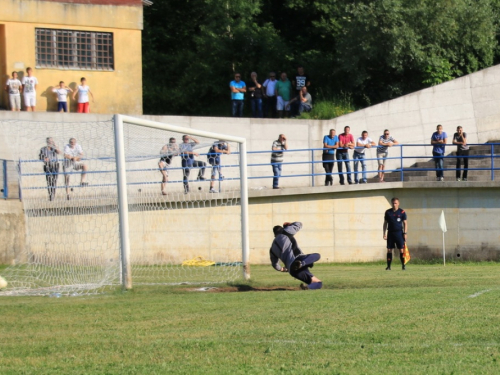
[271,134,288,189]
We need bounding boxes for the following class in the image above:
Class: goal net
[0,115,249,296]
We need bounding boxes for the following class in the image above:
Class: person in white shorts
[158,137,179,195]
[21,67,38,112]
[275,72,292,118]
[64,138,89,200]
[5,71,22,111]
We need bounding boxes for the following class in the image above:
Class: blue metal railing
[7,143,500,200]
[0,159,20,199]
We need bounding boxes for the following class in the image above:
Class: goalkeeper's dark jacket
[269,222,304,272]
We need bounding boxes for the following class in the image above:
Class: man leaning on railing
[431,124,448,182]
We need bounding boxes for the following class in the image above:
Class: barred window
[36,28,114,71]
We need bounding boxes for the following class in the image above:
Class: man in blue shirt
[230,73,246,117]
[322,129,339,186]
[383,198,408,270]
[431,124,448,181]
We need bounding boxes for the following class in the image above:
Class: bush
[297,93,356,120]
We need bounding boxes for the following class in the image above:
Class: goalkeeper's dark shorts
[290,267,313,285]
[387,231,404,250]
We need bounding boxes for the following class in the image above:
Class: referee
[383,197,408,270]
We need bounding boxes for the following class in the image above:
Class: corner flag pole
[439,210,447,266]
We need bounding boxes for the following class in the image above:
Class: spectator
[247,72,263,118]
[21,67,38,112]
[39,137,61,201]
[262,72,278,118]
[63,138,88,200]
[5,71,22,112]
[72,77,94,113]
[287,86,312,117]
[179,135,206,194]
[292,66,311,96]
[207,140,231,193]
[453,126,469,181]
[275,72,292,118]
[158,137,179,195]
[322,129,339,186]
[431,124,447,181]
[337,126,355,185]
[271,134,288,189]
[52,81,73,113]
[353,131,376,184]
[377,129,399,183]
[229,73,246,117]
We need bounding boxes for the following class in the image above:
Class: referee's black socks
[399,253,405,266]
[387,253,392,268]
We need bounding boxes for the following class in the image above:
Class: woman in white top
[72,77,94,113]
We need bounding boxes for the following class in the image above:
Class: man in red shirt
[336,126,355,185]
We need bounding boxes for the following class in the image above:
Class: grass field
[1,263,500,374]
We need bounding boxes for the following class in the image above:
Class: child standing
[72,77,94,113]
[52,81,73,112]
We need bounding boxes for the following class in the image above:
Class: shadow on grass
[186,284,300,293]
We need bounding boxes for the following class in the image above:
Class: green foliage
[423,60,462,86]
[297,93,356,120]
[1,264,500,374]
[336,0,497,104]
[143,0,500,115]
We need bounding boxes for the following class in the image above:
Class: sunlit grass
[298,94,356,120]
[0,263,499,374]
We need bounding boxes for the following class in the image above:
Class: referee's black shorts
[387,231,404,250]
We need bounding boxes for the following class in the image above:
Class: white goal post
[114,115,250,289]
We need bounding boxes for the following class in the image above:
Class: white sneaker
[456,178,461,182]
[209,189,218,193]
[440,177,444,181]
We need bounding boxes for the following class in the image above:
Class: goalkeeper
[270,221,323,290]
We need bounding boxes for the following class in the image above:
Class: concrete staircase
[370,143,500,183]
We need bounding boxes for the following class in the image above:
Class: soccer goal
[0,115,249,296]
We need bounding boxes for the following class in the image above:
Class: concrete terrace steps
[371,142,500,183]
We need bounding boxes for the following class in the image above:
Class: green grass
[297,94,356,120]
[1,263,500,374]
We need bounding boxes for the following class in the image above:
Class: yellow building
[0,0,145,114]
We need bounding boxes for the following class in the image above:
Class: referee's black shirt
[384,208,407,232]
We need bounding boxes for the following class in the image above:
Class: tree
[142,0,286,116]
[335,0,498,105]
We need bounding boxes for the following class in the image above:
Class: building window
[35,28,114,71]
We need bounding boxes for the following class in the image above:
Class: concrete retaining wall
[1,183,499,266]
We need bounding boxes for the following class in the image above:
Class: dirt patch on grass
[186,285,300,293]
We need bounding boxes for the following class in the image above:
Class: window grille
[36,28,114,71]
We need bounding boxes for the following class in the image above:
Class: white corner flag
[439,210,447,266]
[439,210,447,233]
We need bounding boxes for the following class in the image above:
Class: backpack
[207,146,217,165]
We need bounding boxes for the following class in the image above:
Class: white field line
[468,289,492,298]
